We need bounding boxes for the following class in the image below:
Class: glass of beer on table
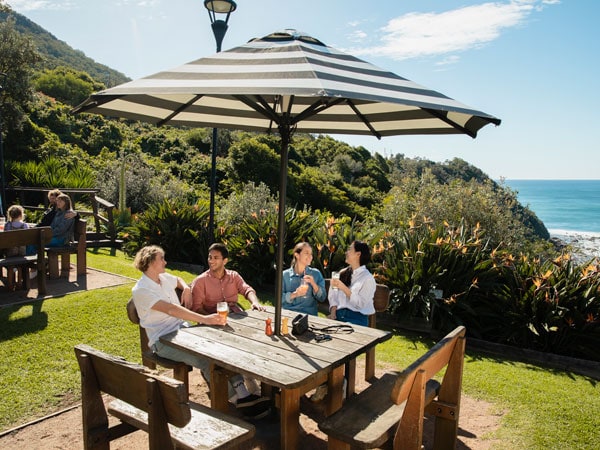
[216,302,228,323]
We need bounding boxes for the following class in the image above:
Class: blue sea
[503,180,600,235]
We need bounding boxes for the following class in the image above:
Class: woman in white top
[132,245,271,419]
[327,240,376,326]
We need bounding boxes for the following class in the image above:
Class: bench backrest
[126,297,151,352]
[74,344,191,427]
[0,226,52,248]
[73,218,87,243]
[391,325,466,449]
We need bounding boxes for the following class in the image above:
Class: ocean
[503,180,600,235]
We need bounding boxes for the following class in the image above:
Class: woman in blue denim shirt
[282,242,326,316]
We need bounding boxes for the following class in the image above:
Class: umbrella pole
[274,128,291,336]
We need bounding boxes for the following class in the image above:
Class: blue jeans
[336,308,368,326]
[47,237,67,247]
[152,340,243,398]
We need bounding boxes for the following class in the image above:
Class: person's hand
[180,287,192,308]
[202,313,226,326]
[251,303,266,312]
[327,312,337,320]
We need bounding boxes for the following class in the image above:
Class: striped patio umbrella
[74,29,501,334]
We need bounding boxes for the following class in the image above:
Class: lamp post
[0,72,7,217]
[204,0,236,243]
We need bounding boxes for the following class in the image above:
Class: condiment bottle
[265,317,273,336]
[282,317,289,335]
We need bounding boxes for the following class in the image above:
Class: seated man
[132,245,270,419]
[188,242,267,314]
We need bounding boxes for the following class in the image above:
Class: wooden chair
[126,297,192,393]
[74,344,255,450]
[0,227,52,294]
[319,326,466,450]
[47,218,87,278]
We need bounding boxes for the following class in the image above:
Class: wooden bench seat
[319,326,466,450]
[0,227,52,294]
[46,219,87,278]
[126,297,192,392]
[74,344,255,450]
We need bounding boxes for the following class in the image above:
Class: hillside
[0,6,129,86]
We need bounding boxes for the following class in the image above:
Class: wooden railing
[6,187,121,248]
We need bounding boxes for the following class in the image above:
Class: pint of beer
[216,302,228,322]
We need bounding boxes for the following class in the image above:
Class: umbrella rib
[422,107,477,138]
[291,97,346,125]
[156,94,204,127]
[345,100,382,140]
[234,95,281,125]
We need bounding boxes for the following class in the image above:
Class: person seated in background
[47,194,76,247]
[2,205,30,290]
[327,240,376,326]
[37,189,77,227]
[132,245,271,419]
[282,242,326,316]
[188,242,267,314]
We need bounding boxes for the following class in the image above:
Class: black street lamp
[0,72,7,217]
[204,0,237,243]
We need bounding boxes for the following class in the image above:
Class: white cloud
[7,0,76,11]
[349,0,555,61]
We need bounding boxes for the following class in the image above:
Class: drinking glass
[331,271,340,290]
[216,302,228,322]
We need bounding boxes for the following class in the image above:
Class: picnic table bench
[319,325,466,450]
[126,297,192,393]
[74,344,255,450]
[46,219,87,278]
[0,226,52,294]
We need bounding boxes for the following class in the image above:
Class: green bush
[374,217,489,332]
[464,251,600,360]
[121,198,211,265]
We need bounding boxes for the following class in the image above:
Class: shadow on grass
[0,301,48,342]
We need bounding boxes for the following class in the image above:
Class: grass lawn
[0,249,599,448]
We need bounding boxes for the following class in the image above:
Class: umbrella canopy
[74,29,500,334]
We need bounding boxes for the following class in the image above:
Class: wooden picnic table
[160,307,391,450]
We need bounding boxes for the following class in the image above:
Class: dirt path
[0,360,503,449]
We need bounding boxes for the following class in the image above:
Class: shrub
[121,198,211,265]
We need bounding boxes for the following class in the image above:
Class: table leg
[345,358,356,397]
[325,365,345,416]
[209,364,229,413]
[280,387,300,450]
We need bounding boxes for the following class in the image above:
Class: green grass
[1,250,599,448]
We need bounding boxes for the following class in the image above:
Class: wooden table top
[160,307,391,390]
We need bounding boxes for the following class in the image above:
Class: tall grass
[0,250,598,448]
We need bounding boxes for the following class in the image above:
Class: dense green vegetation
[1,4,598,360]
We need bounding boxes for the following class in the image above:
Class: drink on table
[216,302,228,322]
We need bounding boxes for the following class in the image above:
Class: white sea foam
[549,229,600,261]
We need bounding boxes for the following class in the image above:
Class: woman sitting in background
[327,240,375,326]
[282,242,326,316]
[48,194,75,247]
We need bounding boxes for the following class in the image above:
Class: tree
[0,12,41,136]
[34,66,103,106]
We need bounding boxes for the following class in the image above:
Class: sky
[5,0,599,180]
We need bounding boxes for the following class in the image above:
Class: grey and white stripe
[74,29,500,138]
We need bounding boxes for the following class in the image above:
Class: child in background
[3,205,29,256]
[2,205,30,290]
